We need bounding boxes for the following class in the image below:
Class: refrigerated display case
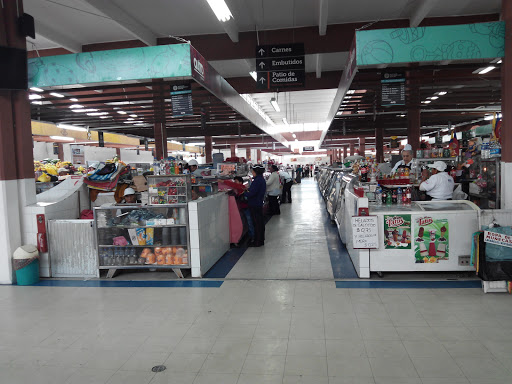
[325,170,350,221]
[94,205,190,278]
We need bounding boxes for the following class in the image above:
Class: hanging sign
[171,83,193,116]
[303,146,315,151]
[256,43,305,90]
[381,72,405,106]
[351,216,379,249]
[484,231,512,248]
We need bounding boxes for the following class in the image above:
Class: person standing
[279,168,293,203]
[266,165,281,215]
[391,144,415,174]
[295,164,303,183]
[243,164,266,247]
[233,176,255,242]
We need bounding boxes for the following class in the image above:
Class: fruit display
[34,159,78,178]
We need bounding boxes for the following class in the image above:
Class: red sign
[417,216,433,226]
[385,216,405,228]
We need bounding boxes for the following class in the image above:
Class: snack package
[157,254,165,265]
[128,229,139,245]
[136,228,146,245]
[146,228,154,245]
[146,252,156,264]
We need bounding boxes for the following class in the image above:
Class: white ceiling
[250,89,338,126]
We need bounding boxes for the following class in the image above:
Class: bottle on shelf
[405,187,412,205]
[397,188,403,205]
[386,191,392,205]
[375,187,382,205]
[391,189,398,204]
[381,190,387,205]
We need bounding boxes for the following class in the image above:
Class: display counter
[340,186,479,278]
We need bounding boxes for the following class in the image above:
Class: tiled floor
[1,178,512,383]
[0,281,511,383]
[227,179,334,279]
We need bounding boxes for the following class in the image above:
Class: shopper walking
[295,164,303,183]
[233,176,255,242]
[243,164,266,247]
[279,168,293,203]
[266,165,281,215]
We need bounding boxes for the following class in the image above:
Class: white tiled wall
[189,193,230,277]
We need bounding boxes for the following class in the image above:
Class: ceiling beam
[34,21,81,53]
[82,0,157,46]
[409,0,440,27]
[319,0,329,35]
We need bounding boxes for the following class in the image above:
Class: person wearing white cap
[419,161,454,200]
[391,144,414,174]
[122,187,137,204]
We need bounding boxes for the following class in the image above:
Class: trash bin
[13,245,40,285]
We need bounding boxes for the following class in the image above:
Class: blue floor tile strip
[318,189,358,279]
[31,280,223,288]
[335,280,482,289]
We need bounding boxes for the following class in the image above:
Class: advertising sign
[71,145,85,164]
[256,43,305,90]
[351,216,379,249]
[414,216,449,263]
[384,214,411,249]
[484,230,512,248]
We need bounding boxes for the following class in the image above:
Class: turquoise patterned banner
[28,44,192,88]
[356,22,505,66]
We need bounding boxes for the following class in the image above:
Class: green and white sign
[28,44,192,88]
[356,22,504,66]
[414,217,449,263]
[384,214,411,249]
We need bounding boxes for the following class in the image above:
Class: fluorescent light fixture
[292,133,296,138]
[127,118,134,121]
[106,101,130,105]
[270,97,280,112]
[484,115,494,121]
[347,90,355,94]
[282,117,288,125]
[50,135,74,141]
[123,121,132,124]
[117,111,127,114]
[134,123,145,126]
[30,87,44,92]
[130,114,138,118]
[87,112,109,116]
[497,59,502,64]
[437,91,447,95]
[398,114,406,117]
[99,116,109,119]
[31,101,43,105]
[422,100,431,104]
[29,94,42,100]
[476,66,495,74]
[295,139,298,142]
[69,104,84,109]
[57,123,88,132]
[49,92,65,98]
[249,71,257,81]
[72,108,98,113]
[430,96,439,100]
[69,98,78,102]
[206,0,233,22]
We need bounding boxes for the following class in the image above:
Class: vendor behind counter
[419,161,454,200]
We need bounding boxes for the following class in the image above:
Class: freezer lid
[416,200,480,212]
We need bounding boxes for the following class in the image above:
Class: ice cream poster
[414,217,449,263]
[384,215,412,249]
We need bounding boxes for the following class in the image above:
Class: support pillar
[0,0,37,284]
[230,143,237,158]
[153,79,167,160]
[257,149,262,162]
[407,108,421,152]
[376,126,384,163]
[502,0,512,208]
[350,143,355,156]
[245,147,251,160]
[359,137,366,156]
[205,136,213,163]
[343,146,348,160]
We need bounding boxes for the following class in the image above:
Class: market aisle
[1,281,511,384]
[226,178,336,279]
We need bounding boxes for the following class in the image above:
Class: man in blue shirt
[244,164,266,247]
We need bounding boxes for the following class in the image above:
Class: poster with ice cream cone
[414,216,449,263]
[384,215,412,249]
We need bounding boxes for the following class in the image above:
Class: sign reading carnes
[256,43,305,90]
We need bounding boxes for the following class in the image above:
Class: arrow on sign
[259,76,265,84]
[258,48,265,56]
[258,61,265,69]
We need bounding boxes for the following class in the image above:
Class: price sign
[351,216,379,249]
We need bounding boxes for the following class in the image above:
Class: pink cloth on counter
[228,195,243,244]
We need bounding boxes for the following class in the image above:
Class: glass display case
[217,162,250,177]
[147,174,191,205]
[94,205,190,274]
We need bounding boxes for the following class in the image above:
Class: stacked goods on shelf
[148,175,190,204]
[84,159,130,191]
